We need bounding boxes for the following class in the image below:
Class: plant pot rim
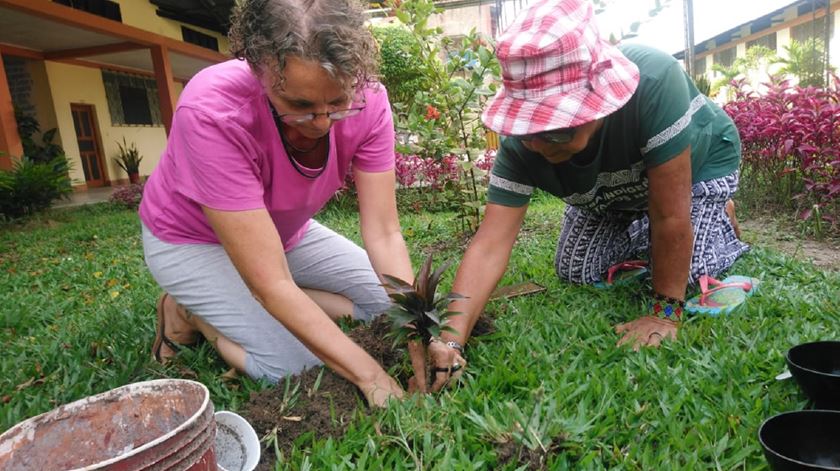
[787,340,840,378]
[758,409,840,471]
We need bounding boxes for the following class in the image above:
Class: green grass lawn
[2,192,838,469]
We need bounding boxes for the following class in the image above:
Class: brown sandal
[152,293,187,363]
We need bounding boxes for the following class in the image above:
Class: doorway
[70,104,107,187]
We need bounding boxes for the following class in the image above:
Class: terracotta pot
[128,172,140,184]
[0,379,216,470]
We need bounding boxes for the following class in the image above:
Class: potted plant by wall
[114,137,143,184]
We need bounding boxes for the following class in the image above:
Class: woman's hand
[615,316,678,351]
[407,338,467,393]
[357,369,405,407]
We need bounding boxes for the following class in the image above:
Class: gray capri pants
[142,220,392,382]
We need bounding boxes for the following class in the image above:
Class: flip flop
[593,260,649,289]
[685,275,760,316]
[152,293,188,364]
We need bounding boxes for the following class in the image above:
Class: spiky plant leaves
[381,274,414,292]
[426,258,454,300]
[414,256,434,301]
[382,254,463,346]
[424,310,441,325]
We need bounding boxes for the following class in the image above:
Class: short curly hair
[228,0,378,92]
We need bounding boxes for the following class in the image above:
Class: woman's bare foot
[725,199,741,239]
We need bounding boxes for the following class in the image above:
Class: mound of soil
[239,314,496,469]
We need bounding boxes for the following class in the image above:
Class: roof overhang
[0,0,227,81]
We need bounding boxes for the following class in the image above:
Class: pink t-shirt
[139,60,395,251]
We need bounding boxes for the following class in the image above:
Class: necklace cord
[270,101,329,179]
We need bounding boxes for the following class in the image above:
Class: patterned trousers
[554,172,749,285]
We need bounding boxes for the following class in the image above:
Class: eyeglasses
[273,96,367,125]
[518,127,577,144]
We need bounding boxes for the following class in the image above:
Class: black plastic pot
[759,410,840,470]
[787,341,840,410]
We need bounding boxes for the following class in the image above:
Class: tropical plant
[15,107,64,165]
[693,74,711,96]
[371,25,430,107]
[381,254,464,347]
[724,75,839,236]
[779,38,833,88]
[114,137,142,183]
[0,154,73,219]
[381,0,501,233]
[711,45,780,97]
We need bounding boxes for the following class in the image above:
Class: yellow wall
[115,0,230,54]
[24,60,60,149]
[43,61,180,186]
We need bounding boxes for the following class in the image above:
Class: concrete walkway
[53,187,115,209]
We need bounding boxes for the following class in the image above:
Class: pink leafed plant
[723,75,839,230]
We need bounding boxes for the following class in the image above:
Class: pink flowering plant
[724,75,840,236]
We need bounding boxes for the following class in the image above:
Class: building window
[713,47,737,68]
[53,0,122,22]
[791,16,833,44]
[181,26,219,52]
[102,71,162,126]
[747,33,777,52]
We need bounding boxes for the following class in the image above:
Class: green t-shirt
[487,44,741,213]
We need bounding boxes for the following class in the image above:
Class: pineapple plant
[382,254,466,392]
[381,254,464,346]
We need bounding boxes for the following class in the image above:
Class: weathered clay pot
[0,379,216,470]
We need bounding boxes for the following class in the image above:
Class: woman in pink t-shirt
[139,0,417,406]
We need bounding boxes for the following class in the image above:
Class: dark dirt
[495,438,566,470]
[240,314,496,469]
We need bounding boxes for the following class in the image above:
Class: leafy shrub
[693,75,711,96]
[108,182,145,209]
[0,155,73,219]
[724,76,839,233]
[384,0,501,233]
[780,38,833,88]
[371,25,429,106]
[15,107,64,164]
[332,151,496,211]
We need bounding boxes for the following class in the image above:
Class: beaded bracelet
[648,292,685,320]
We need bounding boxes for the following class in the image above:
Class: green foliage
[780,38,833,88]
[711,45,780,97]
[0,155,72,220]
[2,197,840,468]
[385,0,501,233]
[114,137,143,175]
[371,25,429,106]
[0,109,72,219]
[15,107,64,164]
[382,254,463,345]
[693,74,711,96]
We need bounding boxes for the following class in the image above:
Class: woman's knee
[244,346,322,383]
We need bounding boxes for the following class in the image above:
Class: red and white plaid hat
[482,0,640,135]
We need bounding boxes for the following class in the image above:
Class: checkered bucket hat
[482,0,640,135]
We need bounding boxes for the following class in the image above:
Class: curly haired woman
[139,0,409,406]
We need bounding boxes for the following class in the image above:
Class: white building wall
[833,10,840,69]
